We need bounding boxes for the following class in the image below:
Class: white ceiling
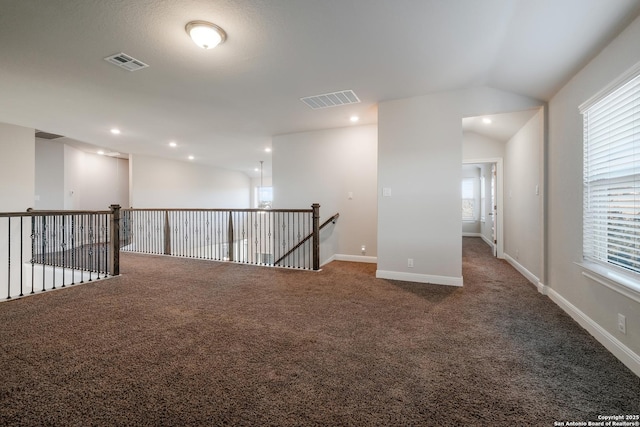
[462,109,540,142]
[1,0,639,177]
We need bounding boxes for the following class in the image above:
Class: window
[257,186,272,209]
[462,178,476,221]
[581,67,640,276]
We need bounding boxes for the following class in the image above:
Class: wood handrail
[122,208,313,213]
[0,209,112,218]
[274,213,339,267]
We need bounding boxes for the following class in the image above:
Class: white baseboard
[545,285,640,378]
[462,232,482,237]
[334,254,377,263]
[504,253,540,286]
[376,270,463,287]
[321,254,377,267]
[480,234,495,250]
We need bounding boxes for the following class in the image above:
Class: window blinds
[582,70,640,274]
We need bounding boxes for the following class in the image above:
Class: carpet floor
[0,237,638,426]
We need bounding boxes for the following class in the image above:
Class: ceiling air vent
[104,52,149,71]
[300,90,360,109]
[35,130,63,139]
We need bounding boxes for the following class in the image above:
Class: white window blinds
[462,178,475,220]
[582,69,640,274]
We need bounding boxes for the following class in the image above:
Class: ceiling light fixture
[97,150,105,155]
[110,128,121,135]
[350,116,359,123]
[169,142,177,147]
[265,148,272,153]
[188,155,195,160]
[482,118,492,124]
[185,20,227,49]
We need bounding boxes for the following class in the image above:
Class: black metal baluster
[88,214,94,281]
[6,217,11,299]
[30,216,35,294]
[105,212,109,275]
[79,215,85,283]
[60,215,66,287]
[71,215,76,285]
[190,210,194,258]
[19,217,24,297]
[50,215,56,290]
[41,216,46,291]
[206,211,211,260]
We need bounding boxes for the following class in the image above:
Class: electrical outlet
[361,245,366,254]
[618,313,626,334]
[408,258,414,268]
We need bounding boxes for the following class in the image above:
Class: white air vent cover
[300,90,360,109]
[104,53,149,71]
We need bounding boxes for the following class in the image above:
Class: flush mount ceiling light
[185,20,226,49]
[482,118,492,124]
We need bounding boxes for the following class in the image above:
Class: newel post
[109,204,121,276]
[227,211,234,261]
[312,203,320,270]
[163,210,171,255]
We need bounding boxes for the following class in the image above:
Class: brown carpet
[0,237,638,426]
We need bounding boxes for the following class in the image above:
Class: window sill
[576,261,640,304]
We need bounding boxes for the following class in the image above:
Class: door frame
[463,157,504,258]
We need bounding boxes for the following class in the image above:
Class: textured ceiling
[0,0,639,177]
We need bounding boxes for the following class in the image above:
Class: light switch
[348,192,353,200]
[383,187,392,197]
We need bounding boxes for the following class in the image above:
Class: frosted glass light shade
[186,21,226,49]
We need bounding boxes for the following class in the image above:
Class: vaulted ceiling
[1,0,639,177]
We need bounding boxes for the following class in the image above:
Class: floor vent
[300,90,360,109]
[104,52,149,71]
[35,130,63,139]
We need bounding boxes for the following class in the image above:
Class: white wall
[377,87,543,286]
[130,154,250,208]
[548,14,640,374]
[503,110,543,282]
[64,145,129,210]
[463,131,505,160]
[0,122,35,212]
[272,125,378,263]
[35,138,64,210]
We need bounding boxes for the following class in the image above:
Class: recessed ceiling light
[110,128,121,135]
[350,116,359,123]
[169,142,177,147]
[185,21,226,49]
[97,150,105,155]
[482,118,492,124]
[254,168,259,172]
[265,148,272,153]
[188,155,195,160]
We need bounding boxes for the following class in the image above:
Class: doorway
[462,107,545,282]
[462,159,503,258]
